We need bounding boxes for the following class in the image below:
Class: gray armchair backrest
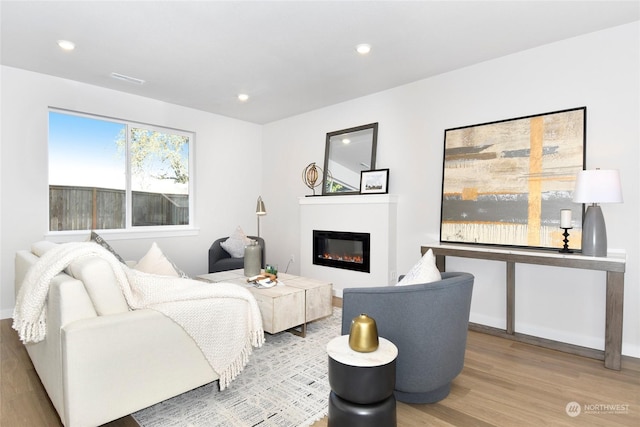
[341,272,474,403]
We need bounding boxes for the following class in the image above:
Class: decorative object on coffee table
[348,313,379,352]
[265,263,278,277]
[243,240,261,277]
[327,335,398,427]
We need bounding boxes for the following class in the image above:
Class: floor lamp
[256,196,267,237]
[572,169,623,257]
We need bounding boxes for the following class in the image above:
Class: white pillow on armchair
[396,249,442,286]
[220,226,253,258]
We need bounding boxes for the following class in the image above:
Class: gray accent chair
[208,236,265,273]
[341,272,474,404]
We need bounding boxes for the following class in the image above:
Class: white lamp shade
[572,169,623,204]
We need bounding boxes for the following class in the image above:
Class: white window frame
[47,108,198,240]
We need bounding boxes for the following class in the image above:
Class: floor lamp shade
[256,196,267,237]
[572,170,623,257]
[256,196,267,216]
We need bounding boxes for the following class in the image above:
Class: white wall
[261,22,639,357]
[0,66,263,317]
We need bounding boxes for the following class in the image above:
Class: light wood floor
[2,317,638,427]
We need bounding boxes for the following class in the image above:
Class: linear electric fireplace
[313,230,370,273]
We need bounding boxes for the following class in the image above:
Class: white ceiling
[1,1,638,124]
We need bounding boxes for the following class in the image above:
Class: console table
[421,243,626,370]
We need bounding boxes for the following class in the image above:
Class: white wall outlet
[390,270,397,283]
[290,254,295,263]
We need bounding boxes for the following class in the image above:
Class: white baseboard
[622,343,640,359]
[516,322,604,351]
[469,312,604,350]
[469,313,505,329]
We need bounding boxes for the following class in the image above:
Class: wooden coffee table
[197,270,333,337]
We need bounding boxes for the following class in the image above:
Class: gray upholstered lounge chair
[208,236,265,273]
[341,272,474,404]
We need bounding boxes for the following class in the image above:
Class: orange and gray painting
[441,108,585,250]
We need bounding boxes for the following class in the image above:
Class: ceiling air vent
[110,72,145,85]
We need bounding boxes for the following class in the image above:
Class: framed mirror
[322,122,378,195]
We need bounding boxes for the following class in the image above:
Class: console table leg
[605,271,624,370]
[506,262,515,335]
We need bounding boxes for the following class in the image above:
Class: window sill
[45,226,200,242]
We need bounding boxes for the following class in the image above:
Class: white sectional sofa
[14,242,219,427]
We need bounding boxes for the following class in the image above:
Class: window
[48,109,192,232]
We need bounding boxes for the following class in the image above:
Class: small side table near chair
[326,335,398,427]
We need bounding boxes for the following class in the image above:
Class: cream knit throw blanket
[13,242,264,390]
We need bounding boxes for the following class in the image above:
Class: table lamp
[256,196,267,237]
[572,169,623,257]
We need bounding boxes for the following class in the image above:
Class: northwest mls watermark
[566,401,630,417]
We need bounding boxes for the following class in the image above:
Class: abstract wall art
[440,107,586,250]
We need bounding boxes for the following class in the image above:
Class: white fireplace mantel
[299,194,398,297]
[298,194,398,206]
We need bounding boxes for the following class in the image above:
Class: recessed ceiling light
[238,93,250,102]
[57,40,76,51]
[355,44,371,55]
[342,138,351,144]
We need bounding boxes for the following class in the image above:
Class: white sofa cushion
[67,257,129,315]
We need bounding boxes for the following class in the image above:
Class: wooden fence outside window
[49,185,188,231]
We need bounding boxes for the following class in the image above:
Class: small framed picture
[360,169,389,194]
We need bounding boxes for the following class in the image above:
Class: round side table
[326,335,398,427]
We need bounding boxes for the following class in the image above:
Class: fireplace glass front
[313,230,370,273]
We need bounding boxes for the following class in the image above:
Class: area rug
[132,308,342,427]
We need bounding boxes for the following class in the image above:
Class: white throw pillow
[220,226,253,258]
[134,242,183,277]
[396,249,442,286]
